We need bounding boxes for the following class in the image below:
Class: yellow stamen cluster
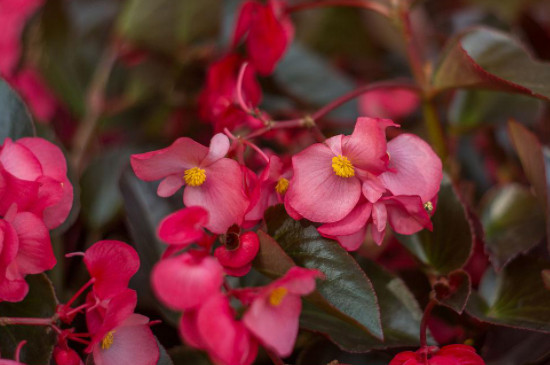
[424,201,433,213]
[331,155,355,178]
[101,331,115,350]
[269,287,288,306]
[184,167,206,187]
[275,178,289,194]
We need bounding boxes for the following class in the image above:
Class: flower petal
[318,201,372,237]
[157,207,208,246]
[286,144,361,223]
[385,195,432,234]
[12,212,55,274]
[203,133,230,166]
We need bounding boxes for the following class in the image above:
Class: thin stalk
[420,298,436,349]
[265,348,285,365]
[0,317,55,326]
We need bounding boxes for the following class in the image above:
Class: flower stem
[287,0,391,18]
[65,278,95,308]
[0,316,56,326]
[71,43,118,174]
[266,348,285,365]
[420,298,436,349]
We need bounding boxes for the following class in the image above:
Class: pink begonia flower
[0,206,55,302]
[389,345,485,365]
[286,117,396,223]
[53,344,83,365]
[359,88,419,120]
[245,155,292,223]
[85,290,159,365]
[83,240,140,300]
[198,53,262,132]
[151,251,224,311]
[180,293,258,365]
[131,133,250,234]
[215,231,260,277]
[0,137,73,229]
[243,267,323,357]
[233,0,294,75]
[157,206,209,247]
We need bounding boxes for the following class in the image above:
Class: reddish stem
[287,0,390,18]
[65,278,95,308]
[15,341,27,362]
[266,348,285,365]
[0,317,55,326]
[243,139,270,163]
[236,62,253,114]
[420,298,437,349]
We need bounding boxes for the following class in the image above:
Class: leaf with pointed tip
[466,255,550,332]
[395,175,473,275]
[0,78,35,142]
[300,258,427,352]
[0,274,58,365]
[508,121,550,253]
[433,270,472,314]
[264,205,383,340]
[481,184,546,269]
[433,27,550,101]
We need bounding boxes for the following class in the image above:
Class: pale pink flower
[131,134,249,234]
[359,88,419,120]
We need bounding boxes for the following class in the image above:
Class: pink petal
[232,1,258,47]
[157,175,184,197]
[214,231,259,268]
[84,240,140,300]
[361,176,386,203]
[130,138,208,181]
[243,292,301,357]
[342,117,397,174]
[379,134,442,202]
[286,144,361,223]
[385,195,432,234]
[151,253,224,310]
[203,133,230,166]
[318,201,372,237]
[93,314,159,365]
[0,218,19,278]
[157,207,208,245]
[0,138,42,180]
[334,225,368,251]
[370,223,386,246]
[0,275,28,302]
[12,212,55,274]
[372,202,387,233]
[0,168,39,215]
[274,266,322,295]
[358,88,419,120]
[179,309,207,350]
[184,158,249,234]
[17,138,67,180]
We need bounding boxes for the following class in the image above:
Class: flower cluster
[55,240,159,365]
[0,137,73,302]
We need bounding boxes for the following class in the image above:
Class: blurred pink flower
[389,345,485,365]
[359,88,419,120]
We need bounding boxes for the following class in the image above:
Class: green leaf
[481,184,546,269]
[482,327,550,365]
[156,339,174,365]
[0,78,35,142]
[433,270,472,314]
[448,90,540,134]
[117,0,220,54]
[508,120,550,253]
[433,27,550,101]
[264,205,383,340]
[81,147,138,229]
[300,258,426,352]
[466,255,550,332]
[254,230,296,278]
[0,274,58,364]
[119,166,180,325]
[395,175,473,275]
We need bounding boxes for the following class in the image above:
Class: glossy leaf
[433,270,472,314]
[482,327,550,365]
[433,27,550,100]
[264,205,383,340]
[508,120,550,253]
[0,274,58,364]
[466,255,550,332]
[481,184,546,269]
[0,78,35,142]
[448,90,540,134]
[300,258,426,352]
[119,166,180,325]
[254,230,296,278]
[395,175,473,275]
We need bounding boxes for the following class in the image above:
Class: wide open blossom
[131,133,249,233]
[317,133,442,249]
[180,293,258,365]
[389,345,485,365]
[85,290,159,365]
[0,205,55,302]
[242,267,322,357]
[232,0,294,75]
[286,117,396,223]
[0,137,73,229]
[198,53,262,132]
